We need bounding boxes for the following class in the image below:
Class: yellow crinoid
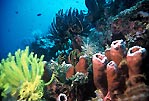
[0,46,45,100]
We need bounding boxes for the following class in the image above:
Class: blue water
[0,0,87,60]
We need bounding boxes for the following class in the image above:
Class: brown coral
[110,40,126,66]
[105,61,120,101]
[126,46,147,77]
[75,55,89,74]
[92,53,108,96]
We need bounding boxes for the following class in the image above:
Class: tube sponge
[0,46,45,100]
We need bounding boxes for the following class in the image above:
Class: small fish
[76,0,79,3]
[8,29,10,32]
[37,13,42,16]
[15,11,19,14]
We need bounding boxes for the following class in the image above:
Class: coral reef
[85,0,141,23]
[2,0,149,101]
[91,43,148,101]
[30,8,91,61]
[85,0,105,23]
[108,0,149,45]
[29,0,149,62]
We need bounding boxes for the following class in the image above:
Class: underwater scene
[0,0,149,101]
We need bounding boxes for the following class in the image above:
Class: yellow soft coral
[0,46,45,100]
[19,76,43,101]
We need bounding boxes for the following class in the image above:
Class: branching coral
[0,46,45,100]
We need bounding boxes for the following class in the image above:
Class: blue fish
[37,13,42,16]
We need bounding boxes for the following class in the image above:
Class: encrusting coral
[0,46,45,100]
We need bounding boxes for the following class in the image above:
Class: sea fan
[0,46,45,100]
